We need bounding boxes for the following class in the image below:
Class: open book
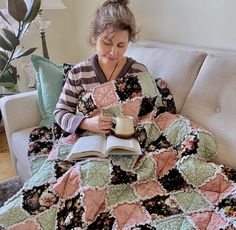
[66,134,142,160]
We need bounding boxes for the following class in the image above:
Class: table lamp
[34,0,66,59]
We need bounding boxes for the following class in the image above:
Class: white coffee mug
[111,115,134,139]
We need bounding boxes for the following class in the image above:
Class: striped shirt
[54,54,148,134]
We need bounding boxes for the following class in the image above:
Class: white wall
[73,0,236,60]
[1,0,236,90]
[130,0,236,51]
[2,0,236,62]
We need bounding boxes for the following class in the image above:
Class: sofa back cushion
[125,43,206,113]
[181,55,236,169]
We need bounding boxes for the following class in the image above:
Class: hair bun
[104,0,129,6]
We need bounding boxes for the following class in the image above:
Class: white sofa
[1,40,236,183]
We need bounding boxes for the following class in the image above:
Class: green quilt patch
[111,155,135,171]
[165,119,191,146]
[145,122,162,145]
[174,189,211,212]
[102,104,122,117]
[178,156,216,186]
[135,157,156,181]
[37,207,58,230]
[0,196,27,228]
[197,131,217,160]
[138,71,160,97]
[153,217,195,230]
[107,184,136,206]
[58,145,73,159]
[80,160,110,187]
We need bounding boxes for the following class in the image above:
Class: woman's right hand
[79,115,112,134]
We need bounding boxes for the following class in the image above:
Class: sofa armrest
[0,90,41,136]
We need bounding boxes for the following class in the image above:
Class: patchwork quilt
[0,72,236,230]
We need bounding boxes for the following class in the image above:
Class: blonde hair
[89,0,138,45]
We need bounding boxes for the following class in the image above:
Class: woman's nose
[109,46,118,56]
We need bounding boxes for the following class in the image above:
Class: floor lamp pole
[40,31,49,59]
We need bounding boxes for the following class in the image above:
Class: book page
[106,135,133,149]
[67,135,106,160]
[106,135,142,156]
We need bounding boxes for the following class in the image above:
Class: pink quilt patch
[60,134,79,145]
[9,219,40,230]
[48,144,59,160]
[152,150,177,177]
[113,203,150,230]
[83,188,107,222]
[93,82,119,108]
[200,173,234,205]
[52,166,80,199]
[121,98,142,123]
[189,211,227,230]
[154,112,181,131]
[133,180,165,197]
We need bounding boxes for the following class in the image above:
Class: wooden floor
[0,128,16,181]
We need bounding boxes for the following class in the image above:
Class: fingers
[99,116,112,134]
[99,116,112,127]
[100,129,111,134]
[81,115,112,134]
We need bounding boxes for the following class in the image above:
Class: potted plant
[0,0,41,92]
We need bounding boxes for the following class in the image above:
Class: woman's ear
[91,37,97,47]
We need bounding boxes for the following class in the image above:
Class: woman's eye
[103,41,112,46]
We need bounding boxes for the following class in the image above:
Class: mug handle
[110,117,116,133]
[111,117,116,124]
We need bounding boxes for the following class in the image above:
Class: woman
[54,0,148,134]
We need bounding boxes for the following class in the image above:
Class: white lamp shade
[40,0,66,10]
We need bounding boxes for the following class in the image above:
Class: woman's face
[95,29,129,66]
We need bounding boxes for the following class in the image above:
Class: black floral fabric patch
[54,160,75,179]
[115,74,142,101]
[142,194,182,217]
[158,168,190,192]
[22,184,59,215]
[57,193,84,229]
[87,212,115,230]
[110,164,137,185]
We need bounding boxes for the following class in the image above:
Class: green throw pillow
[31,55,64,127]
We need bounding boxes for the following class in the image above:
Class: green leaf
[0,9,10,25]
[12,47,37,59]
[0,68,15,83]
[8,65,18,83]
[0,58,7,71]
[0,34,13,51]
[8,0,27,22]
[1,65,19,84]
[24,0,41,24]
[3,29,19,47]
[0,51,9,61]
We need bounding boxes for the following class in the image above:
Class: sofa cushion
[11,127,36,181]
[125,43,207,113]
[31,55,74,127]
[181,55,236,169]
